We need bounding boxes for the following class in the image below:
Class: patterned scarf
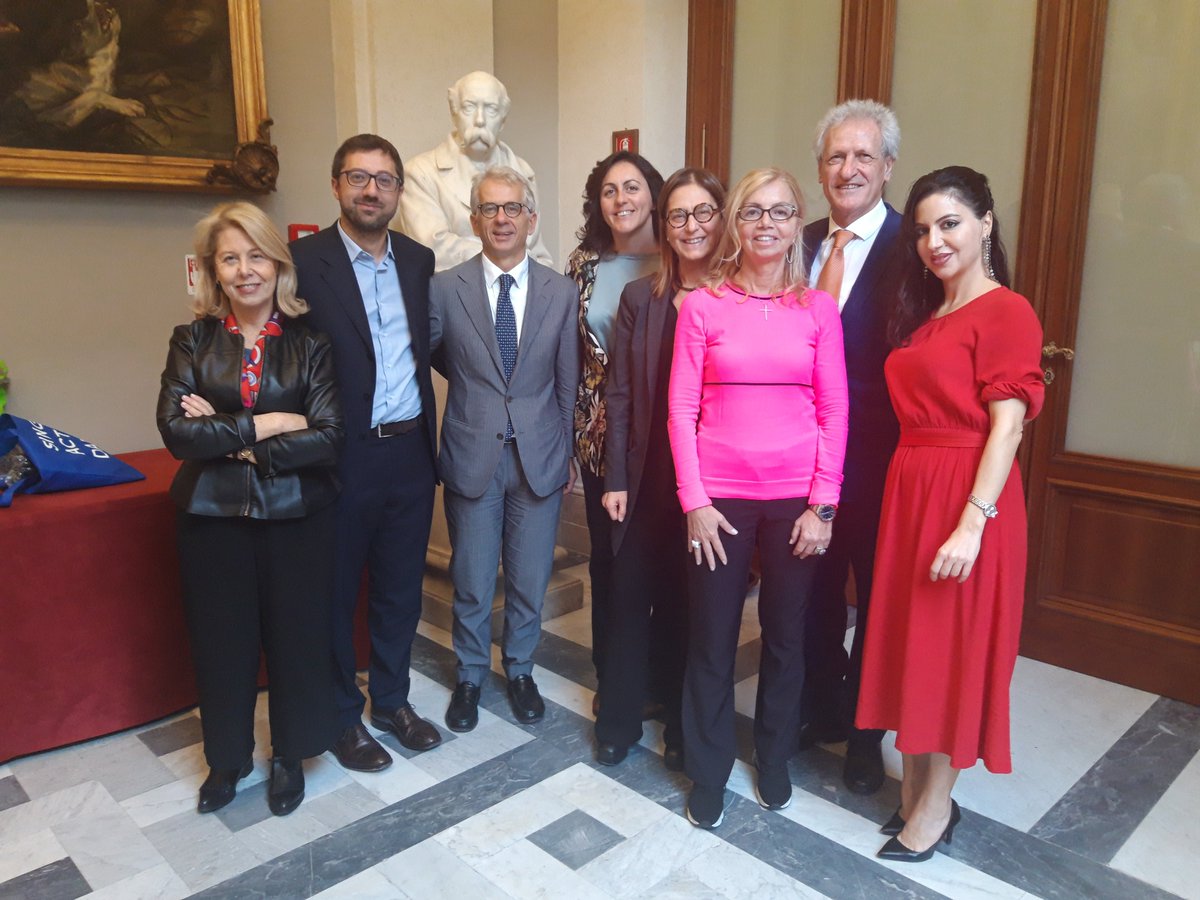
[224,311,283,408]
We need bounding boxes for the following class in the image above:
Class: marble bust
[399,71,553,271]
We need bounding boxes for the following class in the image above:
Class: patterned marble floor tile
[469,838,612,900]
[539,763,671,838]
[142,807,262,892]
[540,602,593,648]
[342,754,438,806]
[0,781,118,843]
[302,781,387,832]
[236,807,337,864]
[136,715,203,758]
[1110,747,1200,900]
[311,865,414,899]
[81,863,190,900]
[0,776,29,814]
[633,870,727,900]
[9,734,176,803]
[52,807,166,890]
[578,806,722,898]
[156,741,208,781]
[527,808,624,870]
[0,827,68,884]
[408,717,533,784]
[529,663,597,722]
[373,838,516,900]
[120,773,206,829]
[683,839,832,900]
[0,857,90,900]
[434,781,575,867]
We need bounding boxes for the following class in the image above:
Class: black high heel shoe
[880,807,905,836]
[876,800,960,862]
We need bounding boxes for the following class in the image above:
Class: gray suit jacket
[430,254,579,499]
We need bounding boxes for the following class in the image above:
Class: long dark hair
[890,165,1010,346]
[653,167,726,296]
[575,151,664,254]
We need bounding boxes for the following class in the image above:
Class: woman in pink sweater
[669,167,848,828]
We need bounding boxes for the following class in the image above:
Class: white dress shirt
[809,199,888,312]
[481,253,531,342]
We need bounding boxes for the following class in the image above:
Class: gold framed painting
[0,0,276,194]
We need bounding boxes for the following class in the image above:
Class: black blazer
[291,224,438,467]
[157,316,343,519]
[602,275,676,556]
[802,206,902,500]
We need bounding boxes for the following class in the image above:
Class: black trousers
[802,465,888,746]
[580,467,615,682]
[176,505,339,769]
[595,487,688,750]
[683,497,818,787]
[330,425,436,725]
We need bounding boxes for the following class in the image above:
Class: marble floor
[2,561,1197,899]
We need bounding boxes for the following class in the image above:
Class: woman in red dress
[856,167,1044,862]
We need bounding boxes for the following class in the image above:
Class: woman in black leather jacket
[157,202,343,817]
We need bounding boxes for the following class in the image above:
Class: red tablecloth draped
[1,449,369,764]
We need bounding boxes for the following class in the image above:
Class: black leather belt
[374,416,421,437]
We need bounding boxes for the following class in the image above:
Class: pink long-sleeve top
[668,283,849,513]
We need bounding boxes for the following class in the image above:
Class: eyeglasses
[666,204,720,228]
[339,169,402,192]
[736,203,798,222]
[475,201,530,219]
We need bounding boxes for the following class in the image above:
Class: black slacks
[580,467,615,682]
[802,462,888,745]
[683,497,818,788]
[330,425,436,725]
[595,485,688,750]
[176,505,339,769]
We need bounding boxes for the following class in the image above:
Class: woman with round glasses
[594,168,726,770]
[669,167,848,828]
[566,151,665,708]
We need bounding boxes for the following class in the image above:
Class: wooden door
[1015,0,1200,704]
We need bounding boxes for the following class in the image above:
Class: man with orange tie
[799,100,902,795]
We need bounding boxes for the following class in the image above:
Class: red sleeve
[977,290,1045,420]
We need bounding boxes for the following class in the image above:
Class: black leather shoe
[663,745,685,772]
[267,757,304,817]
[595,742,628,766]
[332,723,392,772]
[507,675,545,723]
[880,807,905,835]
[843,738,885,794]
[197,758,252,813]
[877,800,960,862]
[371,704,443,752]
[796,719,849,750]
[446,682,481,732]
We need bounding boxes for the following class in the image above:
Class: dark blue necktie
[495,273,517,440]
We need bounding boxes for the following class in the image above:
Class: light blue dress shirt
[337,223,422,426]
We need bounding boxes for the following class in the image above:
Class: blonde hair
[191,202,306,319]
[705,167,808,301]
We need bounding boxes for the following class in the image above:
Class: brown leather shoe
[332,722,392,772]
[370,704,443,752]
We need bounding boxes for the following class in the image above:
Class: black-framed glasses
[339,169,402,192]
[666,203,720,228]
[475,201,530,219]
[736,203,798,222]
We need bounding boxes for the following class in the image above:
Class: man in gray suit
[430,166,579,732]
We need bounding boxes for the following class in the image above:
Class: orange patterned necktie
[815,229,856,300]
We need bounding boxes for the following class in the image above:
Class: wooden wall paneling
[837,0,895,104]
[685,0,735,184]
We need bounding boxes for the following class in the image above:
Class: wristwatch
[967,494,998,518]
[810,503,837,522]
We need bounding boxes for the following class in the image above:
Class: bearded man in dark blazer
[292,134,442,773]
[799,101,902,795]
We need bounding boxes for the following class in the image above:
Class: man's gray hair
[470,166,536,213]
[813,100,900,163]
